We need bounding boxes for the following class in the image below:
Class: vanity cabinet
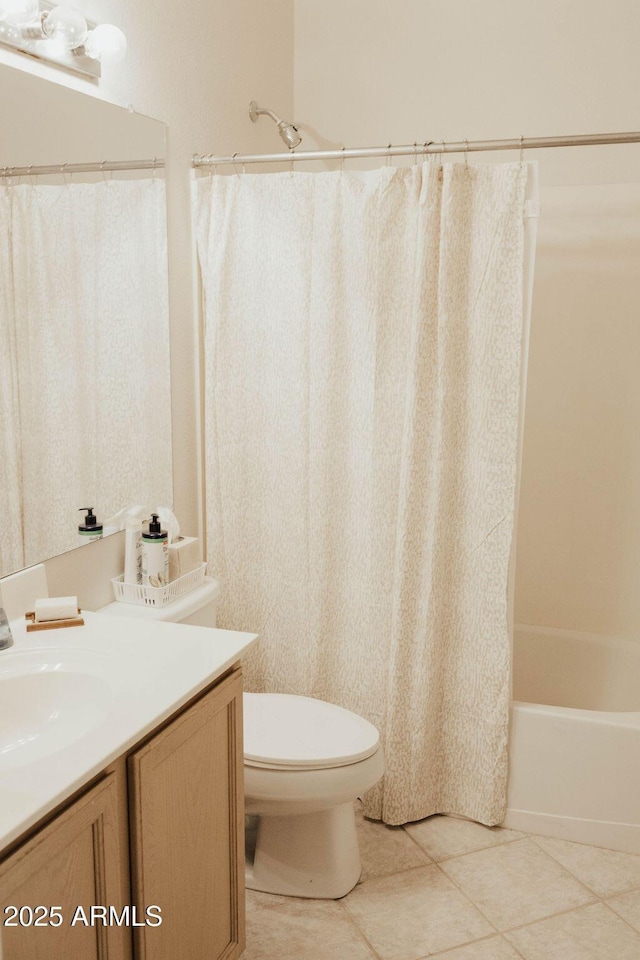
[0,666,245,960]
[128,666,245,960]
[0,770,131,960]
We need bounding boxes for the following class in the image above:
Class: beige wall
[1,0,294,545]
[294,0,639,182]
[295,0,640,640]
[4,2,639,638]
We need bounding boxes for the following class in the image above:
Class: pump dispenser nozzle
[148,513,162,535]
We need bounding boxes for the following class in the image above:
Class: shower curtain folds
[0,187,24,576]
[195,161,535,825]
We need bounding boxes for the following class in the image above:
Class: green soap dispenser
[141,513,169,588]
[78,507,103,545]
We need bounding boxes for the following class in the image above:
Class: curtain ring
[386,144,392,167]
[152,157,158,179]
[464,139,469,166]
[520,135,524,163]
[413,142,418,166]
[341,146,346,172]
[101,160,112,183]
[60,162,70,186]
[232,152,242,179]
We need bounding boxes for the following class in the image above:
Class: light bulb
[43,5,87,49]
[0,0,38,25]
[84,23,126,65]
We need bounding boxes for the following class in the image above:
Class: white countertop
[0,611,257,851]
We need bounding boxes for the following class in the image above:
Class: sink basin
[0,651,114,770]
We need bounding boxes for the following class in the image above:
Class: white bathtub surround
[506,624,640,854]
[515,183,640,643]
[0,178,171,574]
[195,161,537,825]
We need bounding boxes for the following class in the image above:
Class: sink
[0,651,114,770]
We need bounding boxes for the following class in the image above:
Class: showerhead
[277,120,303,150]
[249,100,302,150]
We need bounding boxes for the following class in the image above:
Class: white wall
[1,0,294,543]
[295,0,640,640]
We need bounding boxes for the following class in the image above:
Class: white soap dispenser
[141,514,169,588]
[124,515,143,585]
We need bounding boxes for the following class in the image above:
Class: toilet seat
[243,693,380,770]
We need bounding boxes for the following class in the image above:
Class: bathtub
[504,624,640,854]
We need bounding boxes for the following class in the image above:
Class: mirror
[0,65,171,579]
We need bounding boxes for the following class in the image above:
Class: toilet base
[245,802,361,899]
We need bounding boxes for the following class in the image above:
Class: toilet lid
[243,693,380,770]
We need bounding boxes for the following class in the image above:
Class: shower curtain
[0,179,171,573]
[195,161,535,825]
[0,186,24,576]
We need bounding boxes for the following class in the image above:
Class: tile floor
[242,805,640,959]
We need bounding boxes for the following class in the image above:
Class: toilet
[100,577,385,899]
[243,692,384,898]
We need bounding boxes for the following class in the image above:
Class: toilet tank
[98,577,221,626]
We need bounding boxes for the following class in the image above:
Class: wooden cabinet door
[0,768,131,960]
[128,667,245,960]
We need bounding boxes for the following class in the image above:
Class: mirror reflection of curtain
[0,186,24,576]
[3,178,171,571]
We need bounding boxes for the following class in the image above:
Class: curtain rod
[0,158,165,178]
[192,131,640,168]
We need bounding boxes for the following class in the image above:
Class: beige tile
[506,902,640,960]
[431,935,523,959]
[533,835,640,898]
[343,864,493,960]
[405,814,525,861]
[356,804,432,881]
[243,889,377,960]
[440,838,594,930]
[607,889,640,931]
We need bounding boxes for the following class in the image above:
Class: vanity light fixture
[0,0,127,78]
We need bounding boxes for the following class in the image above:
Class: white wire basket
[111,563,207,607]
